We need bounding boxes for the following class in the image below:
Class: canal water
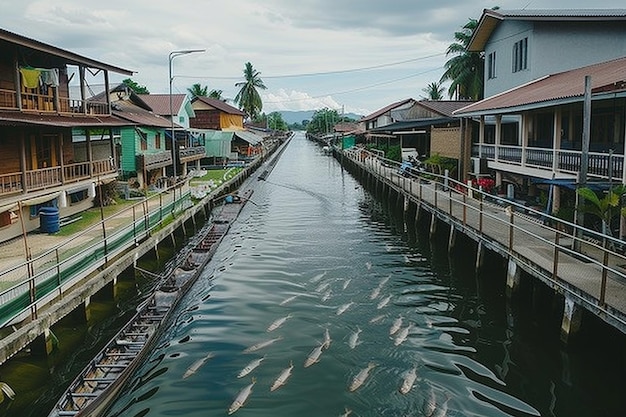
[98,132,623,417]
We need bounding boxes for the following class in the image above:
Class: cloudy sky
[2,0,625,115]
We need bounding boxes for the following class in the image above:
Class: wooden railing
[473,144,625,180]
[138,152,173,170]
[0,158,117,195]
[179,146,206,162]
[0,88,17,109]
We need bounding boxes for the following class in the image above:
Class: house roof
[454,55,626,116]
[416,100,475,117]
[112,100,173,128]
[368,117,457,133]
[192,96,246,116]
[232,130,264,146]
[0,27,134,75]
[360,98,416,122]
[138,94,187,116]
[0,111,129,127]
[469,8,626,52]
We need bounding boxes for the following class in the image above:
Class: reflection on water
[104,133,622,417]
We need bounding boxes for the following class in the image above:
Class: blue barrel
[39,207,60,233]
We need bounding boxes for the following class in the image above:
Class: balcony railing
[179,146,206,163]
[0,87,109,116]
[0,158,117,196]
[472,144,624,180]
[137,152,173,171]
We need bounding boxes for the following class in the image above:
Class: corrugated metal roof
[112,100,173,128]
[0,27,134,75]
[468,8,626,52]
[416,100,476,117]
[369,117,456,133]
[192,96,246,116]
[233,130,263,145]
[360,98,416,122]
[454,56,626,116]
[138,94,186,116]
[0,111,130,127]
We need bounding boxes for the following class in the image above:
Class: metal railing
[344,147,626,331]
[0,184,192,328]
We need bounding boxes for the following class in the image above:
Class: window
[138,130,148,151]
[488,51,497,79]
[512,38,528,73]
[155,132,161,149]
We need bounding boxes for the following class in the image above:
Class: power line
[174,52,446,81]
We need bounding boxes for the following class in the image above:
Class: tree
[440,18,484,100]
[187,83,208,98]
[209,89,226,101]
[422,81,445,100]
[234,62,266,120]
[306,108,341,136]
[122,78,150,94]
[266,112,288,131]
[577,185,626,237]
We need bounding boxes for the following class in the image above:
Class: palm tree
[234,62,266,120]
[187,83,208,98]
[208,89,226,101]
[422,81,444,100]
[440,18,484,100]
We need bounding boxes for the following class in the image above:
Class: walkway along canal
[99,132,623,417]
[336,146,626,341]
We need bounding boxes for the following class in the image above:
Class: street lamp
[168,49,205,182]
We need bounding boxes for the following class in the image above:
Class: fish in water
[322,328,332,350]
[322,289,333,302]
[270,360,294,392]
[348,327,362,349]
[422,385,437,416]
[279,294,298,306]
[377,294,392,309]
[432,393,451,417]
[243,336,282,353]
[339,407,352,417]
[348,362,376,392]
[237,356,265,378]
[182,351,215,379]
[342,278,352,290]
[267,314,292,332]
[310,271,327,283]
[394,324,413,346]
[389,316,403,336]
[369,314,386,324]
[365,261,372,270]
[228,377,256,415]
[304,343,325,367]
[316,282,331,293]
[336,301,354,315]
[369,285,381,300]
[399,366,418,395]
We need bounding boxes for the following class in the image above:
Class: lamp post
[168,49,204,183]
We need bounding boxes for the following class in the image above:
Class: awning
[233,130,263,146]
[0,203,18,213]
[21,192,61,206]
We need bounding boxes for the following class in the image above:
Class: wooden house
[0,27,133,242]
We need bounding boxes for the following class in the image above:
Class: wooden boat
[47,189,253,417]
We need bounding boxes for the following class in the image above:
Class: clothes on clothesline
[19,67,60,88]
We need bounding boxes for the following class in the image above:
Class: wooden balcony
[0,88,109,115]
[137,152,173,171]
[178,146,206,163]
[472,144,624,181]
[0,158,117,196]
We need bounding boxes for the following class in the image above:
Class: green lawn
[56,199,134,236]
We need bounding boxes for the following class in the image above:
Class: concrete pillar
[29,328,56,357]
[448,226,456,253]
[506,258,521,297]
[560,296,583,344]
[429,213,437,239]
[475,241,485,271]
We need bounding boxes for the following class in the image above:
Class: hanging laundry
[19,67,41,88]
[40,68,59,87]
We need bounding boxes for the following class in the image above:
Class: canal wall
[335,147,626,343]
[0,137,289,366]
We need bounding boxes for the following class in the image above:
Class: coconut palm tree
[208,89,226,101]
[234,62,266,120]
[422,81,444,100]
[440,18,484,100]
[187,83,208,98]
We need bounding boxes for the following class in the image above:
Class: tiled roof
[454,56,626,116]
[193,96,246,116]
[0,111,129,127]
[360,98,415,122]
[469,8,626,52]
[138,94,186,116]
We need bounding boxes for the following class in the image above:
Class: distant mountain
[279,110,362,125]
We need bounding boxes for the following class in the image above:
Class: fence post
[552,229,560,279]
[508,207,514,251]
